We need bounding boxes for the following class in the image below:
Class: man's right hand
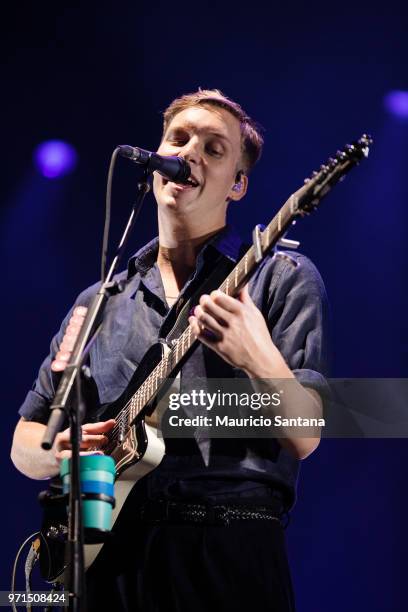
[55,419,116,462]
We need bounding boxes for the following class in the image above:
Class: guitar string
[105,325,194,443]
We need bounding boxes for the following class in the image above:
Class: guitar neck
[114,133,372,431]
[124,189,307,426]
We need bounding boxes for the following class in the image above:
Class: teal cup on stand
[60,455,116,543]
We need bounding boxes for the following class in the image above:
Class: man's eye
[208,147,223,156]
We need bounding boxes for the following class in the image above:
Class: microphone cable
[100,146,120,283]
[10,532,40,612]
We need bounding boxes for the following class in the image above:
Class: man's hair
[162,89,264,174]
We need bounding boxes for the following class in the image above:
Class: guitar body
[40,342,169,583]
[83,420,165,574]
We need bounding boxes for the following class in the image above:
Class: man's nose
[179,137,201,165]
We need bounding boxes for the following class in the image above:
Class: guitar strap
[164,243,249,345]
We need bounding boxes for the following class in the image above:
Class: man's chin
[157,189,197,209]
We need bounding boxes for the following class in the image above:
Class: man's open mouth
[163,176,199,188]
[185,176,199,187]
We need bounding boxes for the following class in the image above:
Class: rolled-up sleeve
[18,283,100,424]
[18,309,73,423]
[263,252,331,398]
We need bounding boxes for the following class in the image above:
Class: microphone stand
[41,171,151,612]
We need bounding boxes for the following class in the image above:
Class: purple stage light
[34,140,78,178]
[384,90,408,119]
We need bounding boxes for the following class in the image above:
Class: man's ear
[228,171,248,202]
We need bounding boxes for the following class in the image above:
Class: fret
[173,341,179,365]
[234,264,238,288]
[155,365,161,388]
[169,347,176,371]
[226,276,230,295]
[153,368,159,387]
[142,386,147,408]
[244,253,248,275]
[184,330,190,353]
[151,373,157,395]
[164,354,168,376]
[146,380,153,404]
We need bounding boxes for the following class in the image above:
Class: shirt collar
[126,225,244,279]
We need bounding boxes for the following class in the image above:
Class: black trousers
[86,518,296,611]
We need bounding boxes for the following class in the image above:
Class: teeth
[187,178,198,187]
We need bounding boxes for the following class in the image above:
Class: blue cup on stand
[60,455,116,543]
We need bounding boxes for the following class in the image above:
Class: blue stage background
[2,2,407,609]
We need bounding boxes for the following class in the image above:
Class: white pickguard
[83,423,165,571]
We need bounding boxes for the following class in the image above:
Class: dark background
[2,1,407,609]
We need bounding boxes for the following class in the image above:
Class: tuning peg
[336,150,347,160]
[305,171,318,183]
[360,133,373,145]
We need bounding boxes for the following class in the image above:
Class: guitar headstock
[298,134,373,214]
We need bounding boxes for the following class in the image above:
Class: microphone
[118,145,191,184]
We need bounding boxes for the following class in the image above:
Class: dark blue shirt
[19,226,329,509]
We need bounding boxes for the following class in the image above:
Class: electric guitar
[39,134,372,583]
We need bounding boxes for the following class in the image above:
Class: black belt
[138,499,284,527]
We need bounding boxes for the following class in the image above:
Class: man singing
[11,89,328,611]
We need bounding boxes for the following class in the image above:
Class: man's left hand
[188,286,291,378]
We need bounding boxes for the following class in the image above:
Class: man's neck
[157,221,226,291]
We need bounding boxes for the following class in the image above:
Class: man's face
[153,105,245,222]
